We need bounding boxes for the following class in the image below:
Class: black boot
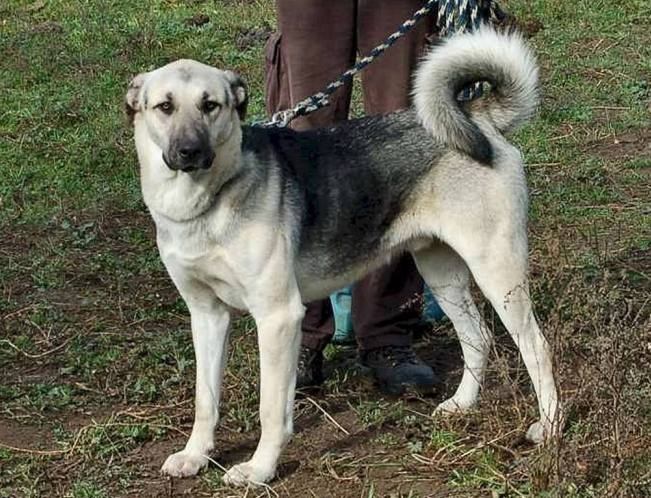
[359,345,436,395]
[296,346,324,389]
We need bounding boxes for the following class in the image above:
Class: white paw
[433,396,475,416]
[526,420,556,444]
[223,460,275,487]
[161,450,208,477]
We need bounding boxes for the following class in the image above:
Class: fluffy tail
[413,26,539,164]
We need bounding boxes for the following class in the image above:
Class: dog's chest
[155,219,247,310]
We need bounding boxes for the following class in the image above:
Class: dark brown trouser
[266,0,434,351]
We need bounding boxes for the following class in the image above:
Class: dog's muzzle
[164,141,215,173]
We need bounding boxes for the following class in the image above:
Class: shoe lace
[366,346,420,367]
[298,347,318,369]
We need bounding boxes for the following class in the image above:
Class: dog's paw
[161,451,208,477]
[223,460,275,487]
[433,396,475,416]
[526,416,564,444]
[525,421,548,444]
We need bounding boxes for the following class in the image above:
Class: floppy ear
[125,73,148,125]
[225,70,248,121]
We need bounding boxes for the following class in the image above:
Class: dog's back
[242,112,443,278]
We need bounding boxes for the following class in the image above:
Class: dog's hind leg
[447,225,561,443]
[413,243,492,415]
[161,295,231,477]
[223,284,303,487]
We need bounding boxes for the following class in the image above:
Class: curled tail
[413,26,539,164]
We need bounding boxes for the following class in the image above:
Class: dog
[126,27,561,486]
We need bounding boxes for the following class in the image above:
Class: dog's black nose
[166,135,214,172]
[179,146,201,161]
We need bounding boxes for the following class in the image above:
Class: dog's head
[126,59,248,172]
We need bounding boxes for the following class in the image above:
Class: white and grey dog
[126,27,561,486]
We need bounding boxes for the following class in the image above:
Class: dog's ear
[125,73,148,125]
[224,70,248,121]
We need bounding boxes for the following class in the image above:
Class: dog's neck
[137,124,243,223]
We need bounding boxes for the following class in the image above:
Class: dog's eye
[155,101,174,114]
[202,101,221,113]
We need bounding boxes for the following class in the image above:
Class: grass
[1,0,650,496]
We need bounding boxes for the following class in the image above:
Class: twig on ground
[2,304,37,321]
[0,441,67,456]
[0,332,76,359]
[305,396,350,436]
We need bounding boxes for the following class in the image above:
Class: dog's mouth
[162,152,177,171]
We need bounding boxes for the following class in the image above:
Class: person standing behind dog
[265,0,437,393]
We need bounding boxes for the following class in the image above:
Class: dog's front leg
[223,294,303,486]
[162,298,230,477]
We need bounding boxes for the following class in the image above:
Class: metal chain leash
[257,0,507,128]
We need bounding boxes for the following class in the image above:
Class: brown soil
[0,419,56,454]
[584,130,651,161]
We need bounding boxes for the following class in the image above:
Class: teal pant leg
[329,287,354,344]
